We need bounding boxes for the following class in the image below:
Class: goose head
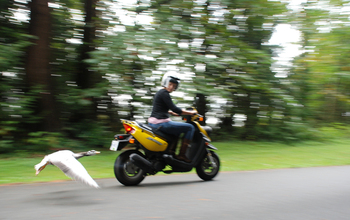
[34,156,50,176]
[86,150,101,156]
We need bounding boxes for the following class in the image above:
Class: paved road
[1,166,350,220]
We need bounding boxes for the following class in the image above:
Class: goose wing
[51,155,99,188]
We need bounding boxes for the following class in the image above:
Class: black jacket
[150,89,182,119]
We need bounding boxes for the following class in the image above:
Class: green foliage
[2,0,350,154]
[27,132,62,151]
[290,0,350,124]
[212,120,320,143]
[317,123,350,140]
[255,121,319,142]
[63,119,113,149]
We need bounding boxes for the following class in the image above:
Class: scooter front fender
[206,143,218,151]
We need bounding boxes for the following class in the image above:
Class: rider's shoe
[176,139,191,163]
[175,154,191,163]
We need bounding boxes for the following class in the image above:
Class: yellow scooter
[110,108,220,186]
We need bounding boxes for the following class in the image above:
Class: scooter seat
[138,123,177,142]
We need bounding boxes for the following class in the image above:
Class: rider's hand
[169,111,180,116]
[185,110,197,116]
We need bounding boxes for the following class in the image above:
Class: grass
[218,139,350,171]
[0,138,349,185]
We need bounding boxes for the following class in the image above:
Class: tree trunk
[77,0,98,89]
[26,0,60,132]
[241,92,258,139]
[195,93,206,125]
[74,0,98,122]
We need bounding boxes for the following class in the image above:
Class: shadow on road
[103,179,213,189]
[28,190,100,206]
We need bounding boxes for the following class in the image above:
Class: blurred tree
[4,0,350,153]
[89,0,310,141]
[87,27,159,123]
[74,0,100,122]
[290,0,350,125]
[0,0,112,152]
[25,0,61,132]
[0,0,32,152]
[77,0,98,88]
[145,0,294,139]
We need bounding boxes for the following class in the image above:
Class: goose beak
[35,163,48,176]
[95,151,101,154]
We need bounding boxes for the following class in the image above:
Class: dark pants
[148,121,195,140]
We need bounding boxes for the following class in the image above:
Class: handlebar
[183,113,204,122]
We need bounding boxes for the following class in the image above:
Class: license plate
[110,140,120,151]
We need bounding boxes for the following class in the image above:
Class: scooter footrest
[163,154,174,160]
[162,154,193,171]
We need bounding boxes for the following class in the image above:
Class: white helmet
[161,75,180,90]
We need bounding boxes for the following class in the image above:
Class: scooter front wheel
[114,150,146,186]
[196,151,220,181]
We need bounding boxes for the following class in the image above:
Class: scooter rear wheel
[196,151,220,181]
[114,150,146,186]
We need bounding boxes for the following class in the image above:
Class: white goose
[34,150,100,188]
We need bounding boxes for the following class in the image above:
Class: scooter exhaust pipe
[129,153,155,174]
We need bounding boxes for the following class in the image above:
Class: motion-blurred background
[1,0,349,154]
